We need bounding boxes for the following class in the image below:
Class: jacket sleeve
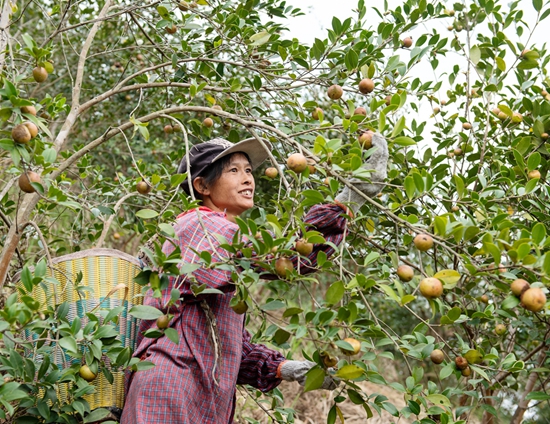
[237,327,286,392]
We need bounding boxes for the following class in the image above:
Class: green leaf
[164,328,179,345]
[136,209,159,219]
[532,223,546,244]
[345,49,358,70]
[496,57,506,72]
[261,300,286,311]
[526,391,550,400]
[303,366,325,392]
[404,176,415,200]
[433,270,460,286]
[84,409,111,423]
[132,361,155,371]
[158,223,175,238]
[325,281,345,305]
[425,394,451,407]
[58,337,78,353]
[335,364,364,379]
[502,295,520,310]
[439,363,454,380]
[393,136,416,146]
[527,152,541,171]
[533,0,543,11]
[378,284,401,303]
[470,45,481,65]
[129,305,163,320]
[250,31,270,47]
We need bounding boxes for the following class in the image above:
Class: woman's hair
[192,152,251,199]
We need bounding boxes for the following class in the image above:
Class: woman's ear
[192,177,210,196]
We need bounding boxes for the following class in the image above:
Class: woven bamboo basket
[14,248,143,412]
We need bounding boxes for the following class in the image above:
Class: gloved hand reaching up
[335,132,389,214]
[279,360,339,390]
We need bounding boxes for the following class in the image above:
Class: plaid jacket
[121,204,347,424]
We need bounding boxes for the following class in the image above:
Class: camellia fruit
[528,170,541,180]
[164,124,174,134]
[455,356,468,370]
[358,131,373,149]
[419,277,443,299]
[295,239,314,256]
[521,287,547,312]
[212,104,223,111]
[480,294,489,304]
[354,107,367,116]
[231,300,248,315]
[23,122,38,138]
[430,349,444,365]
[327,84,343,100]
[203,117,214,128]
[401,36,413,48]
[462,122,472,130]
[322,353,338,368]
[413,233,434,251]
[312,107,323,120]
[165,24,177,34]
[358,78,375,94]
[18,171,41,193]
[136,181,152,195]
[32,66,48,83]
[495,324,507,336]
[461,366,472,377]
[21,105,37,116]
[340,337,361,355]
[384,95,392,106]
[79,365,97,382]
[12,124,32,144]
[156,315,170,329]
[264,167,278,179]
[286,153,307,173]
[275,257,294,278]
[396,265,414,282]
[511,112,523,123]
[511,278,530,297]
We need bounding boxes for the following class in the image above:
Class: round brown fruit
[521,287,546,312]
[327,84,343,100]
[433,107,440,114]
[18,171,41,193]
[136,181,152,195]
[462,122,472,130]
[396,265,414,282]
[495,324,507,336]
[312,107,323,120]
[413,233,434,251]
[497,111,508,120]
[265,167,278,179]
[79,365,97,382]
[295,239,313,256]
[322,353,338,368]
[528,170,541,180]
[384,95,392,106]
[511,279,530,297]
[480,294,489,304]
[32,67,48,83]
[340,337,361,355]
[430,349,444,364]
[165,24,177,34]
[164,124,174,134]
[21,105,37,116]
[492,108,501,115]
[461,366,472,377]
[12,124,32,144]
[231,300,248,315]
[453,148,463,156]
[113,232,121,240]
[275,257,294,278]
[156,315,170,329]
[354,107,367,116]
[23,122,38,138]
[451,205,460,212]
[203,117,214,128]
[358,131,373,149]
[172,124,182,132]
[286,153,307,173]
[541,133,549,140]
[306,158,316,174]
[358,78,375,94]
[212,104,223,111]
[455,356,468,370]
[401,37,413,48]
[419,277,443,299]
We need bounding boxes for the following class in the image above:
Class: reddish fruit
[136,181,152,195]
[306,158,316,174]
[401,37,413,48]
[413,234,434,251]
[521,287,546,312]
[165,24,177,34]
[455,356,468,370]
[275,257,294,278]
[354,107,367,116]
[286,153,307,173]
[312,107,323,120]
[21,105,37,116]
[12,124,32,144]
[18,171,41,193]
[203,117,214,128]
[396,265,414,282]
[264,167,278,179]
[358,78,375,94]
[384,95,392,106]
[358,131,373,149]
[164,124,174,134]
[511,279,530,297]
[295,239,313,256]
[430,349,444,364]
[419,277,443,299]
[327,84,343,100]
[23,122,38,138]
[32,67,48,83]
[480,294,489,304]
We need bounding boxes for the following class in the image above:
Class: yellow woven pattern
[16,250,143,411]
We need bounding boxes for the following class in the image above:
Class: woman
[122,135,388,423]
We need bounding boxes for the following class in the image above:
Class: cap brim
[211,137,272,170]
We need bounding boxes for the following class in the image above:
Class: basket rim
[49,248,141,266]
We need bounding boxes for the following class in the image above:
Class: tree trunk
[482,388,495,424]
[0,0,13,73]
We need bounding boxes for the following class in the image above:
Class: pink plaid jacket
[121,204,347,424]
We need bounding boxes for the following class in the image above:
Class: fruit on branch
[321,352,338,368]
[451,205,460,212]
[203,117,214,128]
[295,239,313,256]
[212,104,223,111]
[165,24,177,34]
[79,365,97,382]
[136,181,152,195]
[419,277,443,299]
[433,107,440,114]
[264,167,278,179]
[286,153,307,173]
[396,265,414,282]
[164,125,174,134]
[462,122,472,130]
[32,66,48,83]
[312,107,323,120]
[340,337,361,355]
[358,78,375,94]
[354,107,367,116]
[528,170,541,179]
[358,131,373,149]
[327,84,343,100]
[12,124,32,144]
[401,36,413,48]
[480,294,489,304]
[21,105,37,116]
[275,257,294,278]
[541,133,549,140]
[453,148,463,156]
[231,300,248,315]
[520,287,546,312]
[495,324,507,335]
[455,356,468,370]
[461,366,472,377]
[413,233,434,251]
[18,171,41,193]
[156,315,170,329]
[430,349,444,364]
[511,112,523,123]
[23,122,38,138]
[306,158,316,174]
[511,279,530,297]
[491,108,501,115]
[464,349,482,365]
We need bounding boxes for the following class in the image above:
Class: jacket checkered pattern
[121,204,347,423]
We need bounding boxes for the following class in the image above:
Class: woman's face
[195,153,255,221]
